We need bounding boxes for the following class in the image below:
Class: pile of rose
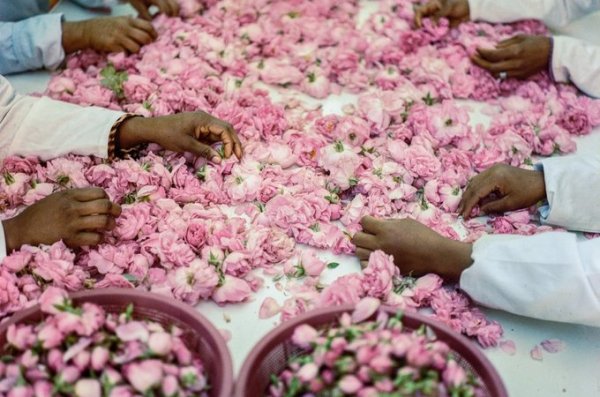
[0,287,209,396]
[1,0,599,353]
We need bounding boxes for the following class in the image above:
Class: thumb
[182,136,221,163]
[480,196,512,215]
[129,0,152,21]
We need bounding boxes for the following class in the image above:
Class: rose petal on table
[499,340,516,356]
[541,338,565,353]
[352,297,381,324]
[259,297,281,319]
[530,345,543,361]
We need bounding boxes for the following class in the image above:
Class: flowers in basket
[268,298,483,397]
[0,288,209,397]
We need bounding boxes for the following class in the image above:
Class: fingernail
[211,156,221,164]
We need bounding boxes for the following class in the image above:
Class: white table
[6,2,600,396]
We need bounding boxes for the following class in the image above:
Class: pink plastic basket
[0,288,233,397]
[235,304,508,397]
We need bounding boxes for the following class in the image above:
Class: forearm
[461,232,600,326]
[468,0,600,28]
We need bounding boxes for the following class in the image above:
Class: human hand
[62,16,157,54]
[414,0,470,28]
[2,188,121,252]
[458,164,546,219]
[471,35,552,79]
[352,216,472,280]
[128,0,180,20]
[119,112,243,163]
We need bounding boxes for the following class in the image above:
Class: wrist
[61,21,88,54]
[3,217,23,253]
[532,169,547,203]
[118,116,153,150]
[437,239,473,281]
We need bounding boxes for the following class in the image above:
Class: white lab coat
[0,74,123,257]
[469,0,600,98]
[461,155,600,327]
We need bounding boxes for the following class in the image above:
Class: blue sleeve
[69,0,118,11]
[0,14,65,75]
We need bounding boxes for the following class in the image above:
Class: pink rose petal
[351,297,381,324]
[259,297,281,319]
[541,339,565,353]
[530,345,543,361]
[499,340,516,356]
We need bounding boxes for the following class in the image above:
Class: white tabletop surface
[6,2,600,396]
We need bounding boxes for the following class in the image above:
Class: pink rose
[299,250,326,277]
[168,259,219,304]
[123,75,157,102]
[260,59,304,86]
[74,379,101,397]
[319,274,364,306]
[2,251,32,273]
[301,71,331,99]
[124,360,163,392]
[39,287,69,315]
[185,221,208,249]
[558,108,591,136]
[291,324,318,348]
[114,203,152,240]
[361,250,396,300]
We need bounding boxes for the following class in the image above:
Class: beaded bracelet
[107,113,139,162]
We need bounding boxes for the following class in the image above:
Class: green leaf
[327,262,339,269]
[293,265,306,278]
[56,175,70,186]
[124,303,134,321]
[3,172,14,185]
[100,64,129,99]
[422,92,436,106]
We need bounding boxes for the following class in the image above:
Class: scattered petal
[541,339,565,353]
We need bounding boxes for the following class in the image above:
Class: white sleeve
[461,232,600,327]
[538,155,600,232]
[0,74,123,161]
[0,222,6,264]
[550,36,600,98]
[468,0,600,28]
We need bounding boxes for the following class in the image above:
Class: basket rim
[0,288,234,397]
[235,304,508,397]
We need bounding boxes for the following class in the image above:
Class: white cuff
[0,221,8,263]
[539,155,600,232]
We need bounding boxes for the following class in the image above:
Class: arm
[0,15,65,74]
[538,155,600,231]
[0,75,122,160]
[550,36,600,98]
[468,0,600,28]
[462,231,600,327]
[352,216,600,327]
[458,155,600,232]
